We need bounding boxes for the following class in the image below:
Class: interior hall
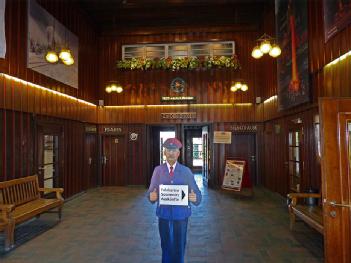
[0,0,350,262]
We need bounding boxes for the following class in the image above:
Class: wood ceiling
[75,0,269,33]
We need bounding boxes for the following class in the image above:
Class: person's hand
[150,188,158,202]
[189,189,197,203]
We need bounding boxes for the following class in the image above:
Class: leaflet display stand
[221,157,253,196]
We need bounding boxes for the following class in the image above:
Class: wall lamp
[230,81,248,92]
[105,82,123,93]
[251,33,281,59]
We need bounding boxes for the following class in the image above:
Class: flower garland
[116,55,240,71]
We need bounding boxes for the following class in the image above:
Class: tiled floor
[1,177,323,263]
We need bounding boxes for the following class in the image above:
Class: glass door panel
[288,128,303,192]
[43,135,59,188]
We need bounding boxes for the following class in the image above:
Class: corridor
[1,185,323,263]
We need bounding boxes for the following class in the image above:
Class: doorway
[101,135,126,186]
[226,133,257,185]
[183,125,210,187]
[37,124,63,190]
[84,133,98,189]
[184,126,203,173]
[147,125,177,185]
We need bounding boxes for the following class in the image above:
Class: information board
[159,185,188,206]
[222,160,246,191]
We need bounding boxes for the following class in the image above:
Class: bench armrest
[39,188,64,200]
[0,204,15,223]
[287,193,321,207]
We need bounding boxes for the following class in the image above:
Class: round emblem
[130,133,138,141]
[170,77,186,93]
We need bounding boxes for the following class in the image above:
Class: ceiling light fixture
[251,33,281,59]
[45,19,74,66]
[230,81,248,92]
[105,82,123,93]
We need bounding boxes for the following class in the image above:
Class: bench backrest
[0,175,40,206]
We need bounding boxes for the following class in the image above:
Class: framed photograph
[276,0,309,110]
[27,0,79,88]
[323,0,351,42]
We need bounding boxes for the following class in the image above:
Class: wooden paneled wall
[212,122,264,187]
[258,0,351,195]
[0,109,94,198]
[97,104,257,124]
[0,0,99,197]
[0,109,35,182]
[99,29,263,111]
[2,0,99,103]
[262,108,321,195]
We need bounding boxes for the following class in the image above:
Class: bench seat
[0,175,64,251]
[12,198,63,224]
[287,193,324,235]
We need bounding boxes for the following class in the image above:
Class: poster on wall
[323,0,351,42]
[27,0,78,88]
[0,0,6,58]
[276,0,309,111]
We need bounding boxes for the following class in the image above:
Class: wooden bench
[287,193,324,234]
[0,175,64,250]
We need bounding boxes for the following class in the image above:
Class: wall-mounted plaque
[129,132,138,141]
[161,96,196,103]
[85,126,97,133]
[230,124,257,132]
[170,77,186,93]
[100,126,123,134]
[213,131,232,144]
[161,112,196,120]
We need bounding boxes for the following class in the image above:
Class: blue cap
[163,138,182,149]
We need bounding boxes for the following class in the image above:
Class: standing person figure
[147,138,202,263]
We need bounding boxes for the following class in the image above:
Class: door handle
[329,200,351,208]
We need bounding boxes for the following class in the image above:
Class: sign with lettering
[222,160,245,191]
[85,126,97,133]
[102,127,123,134]
[159,185,188,206]
[213,131,232,144]
[161,96,196,102]
[230,124,257,132]
[161,112,196,120]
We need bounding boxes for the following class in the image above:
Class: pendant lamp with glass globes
[251,33,281,59]
[44,20,75,66]
[230,81,248,92]
[105,82,124,94]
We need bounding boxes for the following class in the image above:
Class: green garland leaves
[116,55,241,71]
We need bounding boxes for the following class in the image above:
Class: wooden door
[226,133,256,185]
[320,98,351,262]
[84,134,98,189]
[37,124,63,189]
[184,128,202,172]
[102,135,126,186]
[287,124,303,192]
[202,126,209,185]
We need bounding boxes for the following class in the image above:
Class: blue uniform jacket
[147,162,202,220]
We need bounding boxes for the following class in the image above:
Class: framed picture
[323,0,351,42]
[276,0,309,110]
[27,0,78,89]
